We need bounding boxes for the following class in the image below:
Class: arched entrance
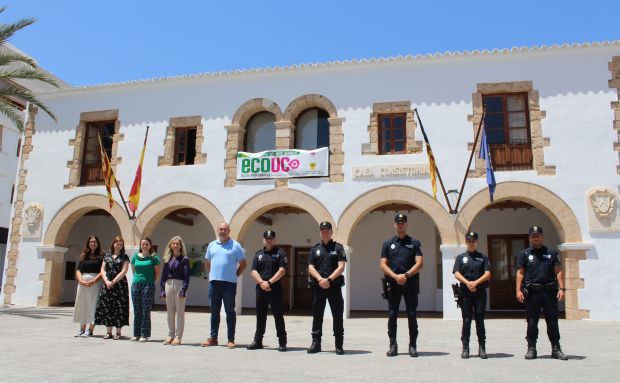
[456,182,589,319]
[41,194,131,306]
[135,192,224,307]
[338,186,455,317]
[230,188,335,313]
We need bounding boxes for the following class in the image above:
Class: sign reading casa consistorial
[236,147,329,179]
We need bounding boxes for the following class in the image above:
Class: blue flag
[479,125,496,202]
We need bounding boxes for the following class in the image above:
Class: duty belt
[526,282,558,291]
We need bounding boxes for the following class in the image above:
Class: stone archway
[133,192,225,241]
[283,94,344,183]
[337,185,456,245]
[44,194,132,246]
[456,181,588,319]
[39,194,132,306]
[229,188,334,243]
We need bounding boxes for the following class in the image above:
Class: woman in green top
[130,237,160,342]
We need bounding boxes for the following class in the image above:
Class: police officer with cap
[516,225,568,360]
[307,221,347,355]
[380,213,424,357]
[452,231,491,359]
[247,230,288,351]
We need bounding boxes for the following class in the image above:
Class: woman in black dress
[94,236,130,339]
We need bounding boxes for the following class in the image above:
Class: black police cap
[465,231,478,241]
[319,221,332,230]
[529,226,543,235]
[263,230,276,239]
[395,213,408,223]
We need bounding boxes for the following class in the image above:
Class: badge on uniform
[316,250,321,256]
[528,255,534,262]
[258,254,263,261]
[544,254,551,259]
[390,244,396,250]
[405,244,413,248]
[462,257,468,264]
[330,251,337,255]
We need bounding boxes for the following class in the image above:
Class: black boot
[551,343,568,360]
[408,340,419,358]
[525,343,537,360]
[478,342,487,359]
[335,336,344,355]
[461,342,470,359]
[307,338,321,354]
[386,338,398,357]
[278,337,287,352]
[246,337,263,350]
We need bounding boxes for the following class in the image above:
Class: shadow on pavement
[0,306,71,319]
[485,353,514,359]
[416,351,450,357]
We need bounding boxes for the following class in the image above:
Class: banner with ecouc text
[236,147,329,179]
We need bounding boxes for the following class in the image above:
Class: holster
[381,278,391,300]
[451,283,464,308]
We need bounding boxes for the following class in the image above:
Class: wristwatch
[560,288,566,291]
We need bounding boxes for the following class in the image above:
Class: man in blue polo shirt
[201,222,246,349]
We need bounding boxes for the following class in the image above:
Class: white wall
[5,43,620,318]
[0,117,20,230]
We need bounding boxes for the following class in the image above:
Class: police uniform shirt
[251,247,288,283]
[516,246,561,284]
[381,235,423,276]
[452,251,491,288]
[309,240,347,285]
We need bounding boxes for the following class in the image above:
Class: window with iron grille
[482,93,533,170]
[378,113,407,154]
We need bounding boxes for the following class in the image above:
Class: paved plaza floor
[0,305,618,382]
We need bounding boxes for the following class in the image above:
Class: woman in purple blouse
[160,235,190,346]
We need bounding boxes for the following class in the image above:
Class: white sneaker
[129,337,139,341]
[139,337,148,343]
[74,330,84,337]
[81,329,92,338]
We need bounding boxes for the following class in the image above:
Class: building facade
[2,41,619,320]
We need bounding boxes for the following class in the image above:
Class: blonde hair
[163,235,187,263]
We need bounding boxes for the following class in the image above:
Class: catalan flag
[97,132,116,210]
[479,123,496,202]
[425,141,438,200]
[128,127,149,214]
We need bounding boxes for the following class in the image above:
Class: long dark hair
[109,235,126,255]
[79,235,102,262]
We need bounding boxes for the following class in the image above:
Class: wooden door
[278,245,292,310]
[488,235,529,310]
[293,247,312,309]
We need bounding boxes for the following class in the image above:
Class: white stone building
[0,43,67,293]
[2,41,619,320]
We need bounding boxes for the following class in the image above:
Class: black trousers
[460,286,487,343]
[254,283,287,340]
[311,284,344,342]
[387,281,418,342]
[525,288,560,345]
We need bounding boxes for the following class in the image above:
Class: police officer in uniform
[516,226,568,360]
[379,213,424,357]
[452,231,491,359]
[247,230,288,351]
[307,221,347,355]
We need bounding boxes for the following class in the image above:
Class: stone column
[343,245,352,319]
[557,243,592,320]
[36,246,68,306]
[440,244,466,320]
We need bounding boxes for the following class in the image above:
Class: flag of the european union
[479,125,496,202]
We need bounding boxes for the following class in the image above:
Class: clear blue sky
[2,0,619,86]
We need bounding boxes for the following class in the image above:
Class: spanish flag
[425,141,438,199]
[128,127,149,214]
[97,132,116,210]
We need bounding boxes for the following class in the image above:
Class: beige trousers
[165,279,186,339]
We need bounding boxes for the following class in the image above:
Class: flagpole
[414,108,453,212]
[97,131,132,219]
[131,126,149,219]
[453,106,486,213]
